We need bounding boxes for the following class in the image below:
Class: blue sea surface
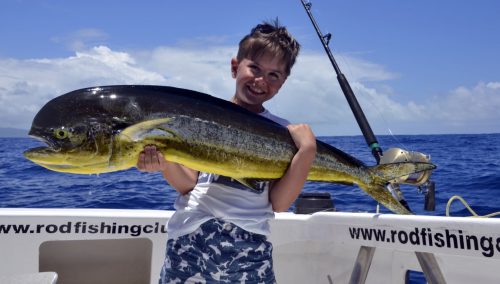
[1,134,500,217]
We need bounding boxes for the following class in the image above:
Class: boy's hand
[137,145,168,172]
[287,124,317,154]
[137,145,198,194]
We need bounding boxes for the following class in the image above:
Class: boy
[138,19,316,283]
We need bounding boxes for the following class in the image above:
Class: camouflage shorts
[159,218,276,284]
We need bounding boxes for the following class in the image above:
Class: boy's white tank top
[166,109,290,240]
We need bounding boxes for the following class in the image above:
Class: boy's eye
[268,73,281,81]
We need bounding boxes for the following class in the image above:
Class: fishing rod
[300,0,383,163]
[299,7,441,283]
[300,0,437,213]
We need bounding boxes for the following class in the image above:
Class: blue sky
[1,0,499,135]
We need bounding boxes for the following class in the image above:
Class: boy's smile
[231,53,287,113]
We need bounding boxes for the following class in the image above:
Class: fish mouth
[23,147,110,174]
[27,130,62,152]
[24,133,63,166]
[24,145,55,154]
[23,146,73,171]
[24,130,114,174]
[25,128,63,167]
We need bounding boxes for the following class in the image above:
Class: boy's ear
[231,58,238,78]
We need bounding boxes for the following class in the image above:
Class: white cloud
[136,46,235,98]
[0,46,166,129]
[422,82,500,133]
[486,82,500,90]
[0,45,499,135]
[272,53,500,135]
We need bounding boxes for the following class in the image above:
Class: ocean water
[1,134,500,217]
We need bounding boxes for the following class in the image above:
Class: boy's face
[231,52,287,113]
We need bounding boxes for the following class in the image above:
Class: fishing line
[358,90,413,151]
[335,52,412,152]
[326,32,413,152]
[446,195,500,218]
[386,128,411,151]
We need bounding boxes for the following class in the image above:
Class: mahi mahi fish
[24,85,436,214]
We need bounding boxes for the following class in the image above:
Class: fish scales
[120,115,296,179]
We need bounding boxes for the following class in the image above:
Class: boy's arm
[137,145,198,195]
[269,124,317,212]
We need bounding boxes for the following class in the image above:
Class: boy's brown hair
[237,19,300,76]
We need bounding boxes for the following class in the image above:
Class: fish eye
[54,128,69,139]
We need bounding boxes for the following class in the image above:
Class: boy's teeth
[249,85,264,94]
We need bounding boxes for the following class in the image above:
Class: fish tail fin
[360,162,436,215]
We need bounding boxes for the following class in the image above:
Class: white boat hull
[1,209,499,283]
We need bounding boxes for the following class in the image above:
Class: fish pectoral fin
[118,118,177,142]
[235,178,273,193]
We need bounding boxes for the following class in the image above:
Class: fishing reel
[380,148,436,211]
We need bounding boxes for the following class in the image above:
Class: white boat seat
[0,272,58,284]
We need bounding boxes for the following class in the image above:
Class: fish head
[23,87,127,174]
[24,121,114,174]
